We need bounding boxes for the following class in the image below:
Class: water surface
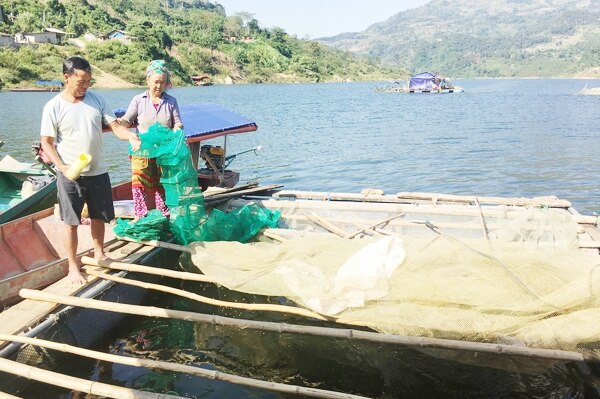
[1,79,598,214]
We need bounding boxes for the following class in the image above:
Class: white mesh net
[189,200,600,352]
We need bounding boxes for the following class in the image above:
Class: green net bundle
[114,123,279,244]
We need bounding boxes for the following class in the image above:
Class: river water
[1,79,600,398]
[0,78,599,214]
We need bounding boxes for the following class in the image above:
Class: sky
[214,0,431,39]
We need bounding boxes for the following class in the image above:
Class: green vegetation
[321,0,600,78]
[0,0,402,88]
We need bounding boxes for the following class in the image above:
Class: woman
[119,60,183,219]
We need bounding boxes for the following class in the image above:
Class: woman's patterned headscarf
[146,60,172,88]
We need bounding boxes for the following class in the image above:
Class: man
[40,56,141,284]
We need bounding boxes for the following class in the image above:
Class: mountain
[319,0,600,78]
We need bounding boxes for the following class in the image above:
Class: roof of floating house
[114,103,257,143]
[409,72,444,90]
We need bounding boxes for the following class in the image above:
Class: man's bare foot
[94,252,114,262]
[67,265,87,285]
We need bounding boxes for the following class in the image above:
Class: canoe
[0,154,57,225]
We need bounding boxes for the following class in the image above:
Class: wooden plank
[204,184,283,203]
[203,182,258,197]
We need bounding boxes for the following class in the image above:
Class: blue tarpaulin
[408,72,439,91]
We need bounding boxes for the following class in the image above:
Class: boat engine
[200,145,225,171]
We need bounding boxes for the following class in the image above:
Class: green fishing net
[114,122,279,245]
[113,209,171,241]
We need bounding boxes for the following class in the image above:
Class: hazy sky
[215,0,431,38]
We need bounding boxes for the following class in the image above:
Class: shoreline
[2,76,600,92]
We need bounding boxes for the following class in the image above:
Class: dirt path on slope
[92,65,139,89]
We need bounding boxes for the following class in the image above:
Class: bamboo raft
[1,188,600,398]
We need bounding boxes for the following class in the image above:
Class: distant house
[0,33,14,46]
[104,29,132,43]
[15,28,70,44]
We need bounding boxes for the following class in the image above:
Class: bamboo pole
[474,197,489,241]
[345,214,405,239]
[0,357,181,399]
[81,256,212,282]
[304,213,348,237]
[272,190,572,208]
[395,192,572,208]
[251,197,576,221]
[119,236,192,253]
[373,228,395,236]
[84,268,332,321]
[0,391,22,399]
[261,229,288,242]
[0,334,365,399]
[19,289,599,363]
[283,214,478,234]
[578,240,600,249]
[348,224,380,237]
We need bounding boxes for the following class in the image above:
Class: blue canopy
[114,103,257,143]
[181,103,257,142]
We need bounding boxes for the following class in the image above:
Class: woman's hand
[129,133,141,152]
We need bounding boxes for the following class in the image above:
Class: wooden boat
[0,153,57,225]
[577,84,600,96]
[115,102,258,191]
[0,207,123,307]
[8,80,64,93]
[191,75,213,86]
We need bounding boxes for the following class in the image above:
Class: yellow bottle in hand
[65,153,92,180]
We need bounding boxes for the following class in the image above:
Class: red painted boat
[0,207,116,306]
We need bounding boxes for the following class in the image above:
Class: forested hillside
[320,0,600,78]
[0,0,401,88]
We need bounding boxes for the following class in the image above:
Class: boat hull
[0,177,57,225]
